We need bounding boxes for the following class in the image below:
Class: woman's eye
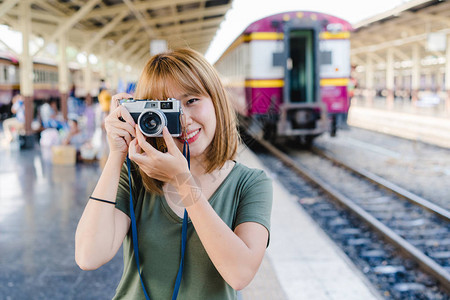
[186,98,199,105]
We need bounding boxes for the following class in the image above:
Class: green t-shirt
[113,161,273,300]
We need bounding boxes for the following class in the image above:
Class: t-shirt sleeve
[234,169,273,242]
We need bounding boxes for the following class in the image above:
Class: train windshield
[288,30,316,103]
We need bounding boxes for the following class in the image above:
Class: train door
[288,30,314,103]
[284,24,320,104]
[278,21,327,140]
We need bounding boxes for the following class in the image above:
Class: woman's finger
[162,127,178,155]
[110,117,136,137]
[116,106,136,127]
[109,128,133,142]
[135,126,159,156]
[123,133,132,147]
[128,139,149,164]
[110,93,133,111]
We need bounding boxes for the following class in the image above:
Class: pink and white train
[215,11,352,143]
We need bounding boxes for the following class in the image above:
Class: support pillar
[19,0,33,136]
[445,34,450,114]
[366,55,374,105]
[99,41,107,83]
[386,48,394,108]
[411,43,421,104]
[112,61,120,93]
[58,35,69,120]
[83,55,92,105]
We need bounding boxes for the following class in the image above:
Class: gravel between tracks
[313,127,450,211]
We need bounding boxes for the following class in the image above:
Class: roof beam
[413,12,450,27]
[123,0,156,39]
[0,0,20,19]
[420,0,450,15]
[170,34,215,47]
[82,10,130,52]
[120,39,147,62]
[353,0,436,29]
[33,0,68,17]
[101,4,228,39]
[104,22,221,49]
[352,27,450,55]
[0,13,17,27]
[160,5,228,29]
[128,46,150,68]
[159,18,223,35]
[418,40,445,58]
[85,0,197,19]
[32,0,101,56]
[3,9,63,24]
[165,27,218,41]
[104,24,142,57]
[392,47,411,61]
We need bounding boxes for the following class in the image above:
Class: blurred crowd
[1,84,114,164]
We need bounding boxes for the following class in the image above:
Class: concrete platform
[237,145,382,300]
[348,97,450,149]
[0,144,123,299]
[0,131,380,300]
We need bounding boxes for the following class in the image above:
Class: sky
[0,0,409,65]
[204,0,409,63]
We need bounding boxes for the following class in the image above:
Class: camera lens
[138,110,166,136]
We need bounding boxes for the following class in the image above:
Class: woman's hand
[128,126,190,185]
[104,93,136,156]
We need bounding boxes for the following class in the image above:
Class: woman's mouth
[178,129,201,143]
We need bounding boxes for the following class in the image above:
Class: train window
[320,51,332,65]
[319,39,350,78]
[9,66,17,83]
[4,66,8,82]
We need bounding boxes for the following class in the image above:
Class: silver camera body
[121,98,182,137]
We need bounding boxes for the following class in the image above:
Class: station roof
[351,0,450,62]
[0,0,232,65]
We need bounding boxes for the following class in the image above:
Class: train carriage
[215,11,352,143]
[0,52,99,120]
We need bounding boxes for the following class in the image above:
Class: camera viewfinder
[160,102,173,109]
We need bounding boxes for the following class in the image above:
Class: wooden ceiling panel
[0,0,232,63]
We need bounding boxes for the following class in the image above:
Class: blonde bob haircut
[133,48,239,194]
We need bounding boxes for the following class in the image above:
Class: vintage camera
[121,98,182,137]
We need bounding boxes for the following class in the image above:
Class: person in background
[75,48,273,299]
[62,119,86,150]
[2,94,25,143]
[40,99,65,130]
[98,85,112,121]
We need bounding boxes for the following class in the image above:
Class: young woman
[75,48,272,299]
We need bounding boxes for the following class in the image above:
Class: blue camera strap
[126,140,190,300]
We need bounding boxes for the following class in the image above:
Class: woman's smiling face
[170,89,217,160]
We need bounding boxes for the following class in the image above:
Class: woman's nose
[182,108,193,127]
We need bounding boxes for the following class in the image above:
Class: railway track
[250,136,450,297]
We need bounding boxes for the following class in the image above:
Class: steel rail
[311,146,450,222]
[255,137,450,293]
